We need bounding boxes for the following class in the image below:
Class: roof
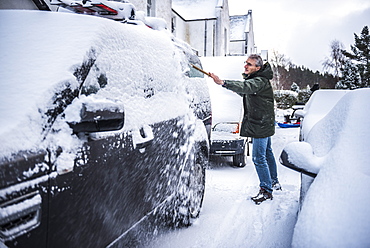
[172,0,220,20]
[230,12,251,41]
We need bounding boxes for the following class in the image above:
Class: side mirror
[68,103,124,133]
[279,142,319,178]
[294,109,306,118]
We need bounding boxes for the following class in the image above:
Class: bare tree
[270,49,292,68]
[322,40,346,81]
[270,50,292,89]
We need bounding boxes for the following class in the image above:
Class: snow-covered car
[281,90,349,202]
[279,88,370,247]
[210,122,247,167]
[0,10,211,248]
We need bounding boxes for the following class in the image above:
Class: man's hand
[209,73,224,85]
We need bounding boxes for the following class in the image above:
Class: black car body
[0,10,211,247]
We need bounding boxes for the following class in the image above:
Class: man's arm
[209,72,265,94]
[223,78,265,94]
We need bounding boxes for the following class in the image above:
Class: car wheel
[161,153,206,228]
[176,159,205,227]
[233,153,245,167]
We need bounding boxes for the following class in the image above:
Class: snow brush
[191,64,211,77]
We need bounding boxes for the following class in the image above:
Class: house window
[147,0,156,16]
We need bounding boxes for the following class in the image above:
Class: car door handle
[132,125,154,149]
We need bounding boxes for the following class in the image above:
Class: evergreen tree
[342,26,370,87]
[290,82,299,92]
[336,61,361,89]
[297,88,312,104]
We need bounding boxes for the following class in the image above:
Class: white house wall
[229,41,245,55]
[246,12,255,54]
[192,20,216,57]
[155,0,172,26]
[246,30,255,54]
[173,16,216,57]
[189,21,206,56]
[130,0,172,28]
[172,15,188,45]
[215,0,230,56]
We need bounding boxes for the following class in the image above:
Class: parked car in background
[200,56,248,167]
[0,10,211,248]
[210,122,247,167]
[280,89,370,247]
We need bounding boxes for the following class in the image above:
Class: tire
[233,153,245,167]
[161,150,206,228]
[233,139,247,167]
[174,160,206,227]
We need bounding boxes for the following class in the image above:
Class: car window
[185,55,205,78]
[187,64,204,78]
[213,123,239,133]
[39,82,80,138]
[80,66,108,96]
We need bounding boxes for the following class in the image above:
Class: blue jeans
[252,137,278,193]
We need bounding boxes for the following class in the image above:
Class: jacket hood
[242,62,273,80]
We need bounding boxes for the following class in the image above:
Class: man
[209,54,281,205]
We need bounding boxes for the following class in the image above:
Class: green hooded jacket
[223,62,275,138]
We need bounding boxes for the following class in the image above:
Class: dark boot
[251,188,273,205]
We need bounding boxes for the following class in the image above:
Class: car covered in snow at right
[279,88,370,247]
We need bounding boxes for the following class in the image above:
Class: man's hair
[248,54,263,68]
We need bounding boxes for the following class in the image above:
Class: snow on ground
[146,126,301,248]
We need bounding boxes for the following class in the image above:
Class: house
[229,10,256,56]
[171,0,230,57]
[129,0,173,28]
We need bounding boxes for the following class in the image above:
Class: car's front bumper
[210,139,245,156]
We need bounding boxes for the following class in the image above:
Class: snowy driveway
[146,127,301,248]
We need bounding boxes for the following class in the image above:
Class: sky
[228,0,370,72]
